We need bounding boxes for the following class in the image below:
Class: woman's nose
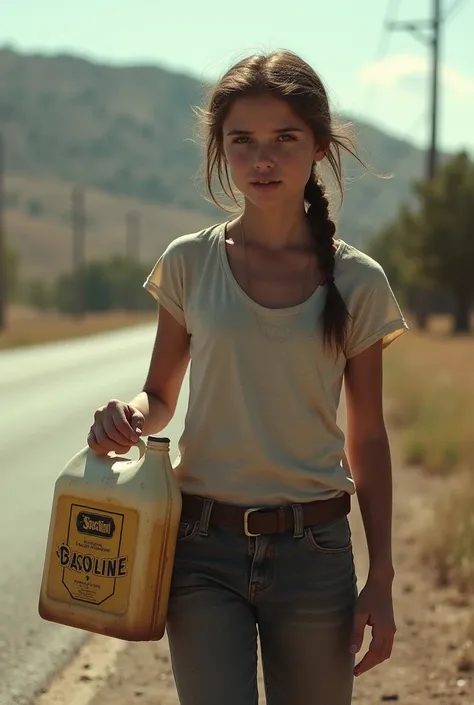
[253,146,275,170]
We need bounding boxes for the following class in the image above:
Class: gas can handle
[87,437,147,461]
[112,437,147,460]
[134,437,147,457]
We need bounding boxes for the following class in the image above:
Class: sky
[3,0,474,155]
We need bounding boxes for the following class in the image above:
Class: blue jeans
[166,500,358,705]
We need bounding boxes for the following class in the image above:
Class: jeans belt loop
[292,503,304,538]
[198,498,214,537]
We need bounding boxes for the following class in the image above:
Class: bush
[26,198,44,217]
[53,257,155,314]
[27,280,53,310]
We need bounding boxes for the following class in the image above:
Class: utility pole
[0,134,6,332]
[388,0,442,329]
[71,185,86,318]
[125,210,140,261]
[388,0,442,181]
[429,0,441,179]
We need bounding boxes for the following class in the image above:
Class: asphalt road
[0,324,188,705]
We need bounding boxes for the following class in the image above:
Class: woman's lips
[250,180,282,191]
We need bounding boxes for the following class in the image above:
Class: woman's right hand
[87,399,145,455]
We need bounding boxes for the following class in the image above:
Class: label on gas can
[47,497,138,614]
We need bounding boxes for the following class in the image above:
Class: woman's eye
[231,134,296,145]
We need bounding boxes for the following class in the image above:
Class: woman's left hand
[349,575,397,678]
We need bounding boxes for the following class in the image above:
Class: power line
[375,0,403,60]
[445,0,469,21]
[360,0,403,113]
[405,109,429,144]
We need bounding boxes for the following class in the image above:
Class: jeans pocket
[177,519,200,543]
[305,516,353,555]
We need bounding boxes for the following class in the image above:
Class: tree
[413,151,474,333]
[367,205,422,317]
[369,151,474,334]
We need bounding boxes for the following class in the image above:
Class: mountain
[0,46,434,276]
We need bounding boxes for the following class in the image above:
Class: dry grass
[0,305,156,350]
[420,471,474,593]
[384,316,473,475]
[384,315,474,593]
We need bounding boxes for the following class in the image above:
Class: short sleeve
[143,241,186,327]
[345,266,409,359]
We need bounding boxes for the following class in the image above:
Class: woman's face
[222,94,325,209]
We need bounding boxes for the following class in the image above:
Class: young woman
[88,50,408,705]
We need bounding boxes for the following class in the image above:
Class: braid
[305,170,349,354]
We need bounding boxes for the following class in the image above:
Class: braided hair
[305,169,349,354]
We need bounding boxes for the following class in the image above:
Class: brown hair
[198,50,365,354]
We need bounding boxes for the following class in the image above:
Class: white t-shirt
[144,220,408,506]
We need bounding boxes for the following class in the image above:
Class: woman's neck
[238,199,311,251]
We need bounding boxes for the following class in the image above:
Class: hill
[1,46,436,273]
[4,173,214,281]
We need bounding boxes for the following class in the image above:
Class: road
[0,324,188,705]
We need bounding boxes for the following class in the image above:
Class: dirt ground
[58,437,474,705]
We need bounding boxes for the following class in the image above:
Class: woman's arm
[344,339,397,677]
[88,306,190,454]
[128,305,191,436]
[344,339,394,583]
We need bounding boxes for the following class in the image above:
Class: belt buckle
[244,508,262,537]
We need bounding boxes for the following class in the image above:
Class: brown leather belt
[181,492,351,537]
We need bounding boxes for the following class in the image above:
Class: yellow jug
[38,436,182,641]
